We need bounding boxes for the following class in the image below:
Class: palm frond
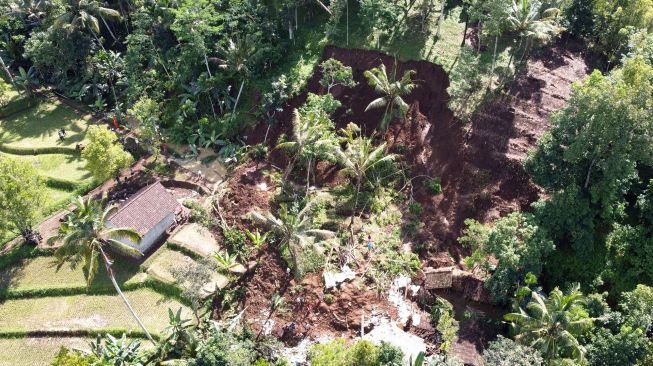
[365,97,388,112]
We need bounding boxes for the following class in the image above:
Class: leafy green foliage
[183,200,217,229]
[82,125,133,183]
[308,338,404,366]
[482,335,543,365]
[461,212,554,303]
[430,298,459,353]
[526,57,653,217]
[128,97,163,156]
[89,333,144,365]
[320,58,356,93]
[0,155,47,236]
[51,347,106,366]
[619,285,653,332]
[363,63,416,130]
[188,325,259,366]
[586,327,650,366]
[505,285,593,363]
[249,199,335,278]
[425,177,442,195]
[590,0,653,60]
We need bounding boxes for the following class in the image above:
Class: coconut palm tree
[212,35,265,121]
[53,0,121,47]
[249,200,335,278]
[363,63,417,130]
[50,195,155,345]
[506,0,562,68]
[504,284,593,363]
[334,129,396,240]
[276,108,337,192]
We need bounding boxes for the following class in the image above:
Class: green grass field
[0,152,91,182]
[0,99,91,148]
[0,337,90,366]
[0,288,190,334]
[0,87,100,245]
[0,256,144,294]
[0,79,20,103]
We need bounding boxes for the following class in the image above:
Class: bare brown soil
[250,43,589,258]
[229,41,591,362]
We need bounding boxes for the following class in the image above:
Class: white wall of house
[114,213,176,256]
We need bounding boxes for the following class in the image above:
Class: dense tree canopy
[82,125,133,182]
[0,156,47,239]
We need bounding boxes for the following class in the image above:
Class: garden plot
[144,246,229,289]
[0,288,190,333]
[169,223,221,257]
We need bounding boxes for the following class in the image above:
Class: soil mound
[253,43,589,259]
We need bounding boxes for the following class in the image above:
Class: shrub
[51,347,105,366]
[408,202,423,216]
[223,227,249,259]
[189,326,258,366]
[482,336,543,366]
[425,177,442,195]
[42,176,81,191]
[309,339,402,366]
[586,327,650,366]
[250,143,268,160]
[183,200,217,229]
[0,144,77,155]
[82,125,133,182]
[308,339,351,366]
[431,298,459,353]
[377,342,404,366]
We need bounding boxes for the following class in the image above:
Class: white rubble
[323,264,356,289]
[363,318,427,362]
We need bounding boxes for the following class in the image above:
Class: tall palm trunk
[100,248,156,345]
[306,157,312,196]
[100,16,118,43]
[231,79,245,121]
[435,0,447,44]
[346,0,349,46]
[489,34,499,89]
[460,10,469,47]
[282,154,298,187]
[0,57,14,85]
[348,178,361,244]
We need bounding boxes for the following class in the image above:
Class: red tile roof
[108,182,182,235]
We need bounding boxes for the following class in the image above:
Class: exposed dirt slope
[237,42,590,363]
[254,43,589,257]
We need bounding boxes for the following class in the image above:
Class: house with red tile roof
[108,182,186,255]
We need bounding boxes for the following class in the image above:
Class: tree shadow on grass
[0,102,89,146]
[0,263,26,300]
